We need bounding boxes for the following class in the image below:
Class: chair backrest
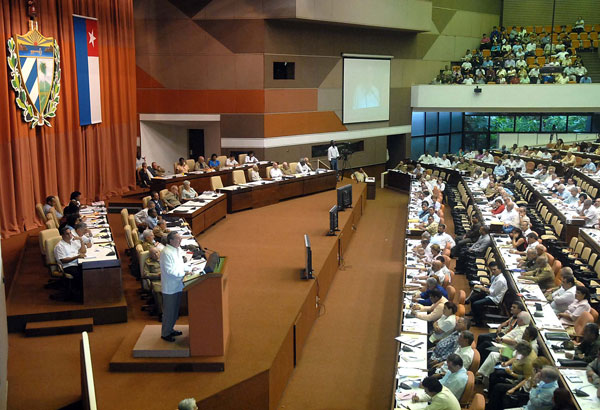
[159,189,168,201]
[210,176,224,190]
[289,162,298,174]
[173,162,179,173]
[589,253,598,268]
[45,236,63,266]
[138,248,150,278]
[238,153,247,164]
[456,304,465,317]
[460,371,475,406]
[216,155,227,169]
[569,237,579,249]
[581,247,592,261]
[232,170,247,185]
[470,393,485,410]
[142,196,151,209]
[186,159,195,171]
[265,166,272,178]
[45,219,57,229]
[36,203,47,221]
[574,311,594,336]
[590,309,598,322]
[128,214,137,232]
[39,228,60,256]
[455,290,466,305]
[469,348,481,373]
[120,208,129,228]
[446,286,456,304]
[132,229,140,245]
[247,168,253,181]
[574,241,585,256]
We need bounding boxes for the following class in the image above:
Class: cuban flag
[73,15,102,126]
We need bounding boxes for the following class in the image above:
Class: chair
[469,349,480,373]
[238,153,247,164]
[580,32,589,41]
[124,225,135,250]
[469,393,486,410]
[570,32,579,41]
[591,309,599,322]
[210,176,223,190]
[45,236,65,279]
[574,312,594,338]
[526,56,535,66]
[590,32,599,41]
[582,39,591,49]
[572,39,580,49]
[525,26,533,33]
[446,286,456,303]
[535,48,544,57]
[537,56,545,66]
[535,26,543,34]
[265,166,272,177]
[159,189,169,202]
[36,203,47,221]
[39,228,60,257]
[232,170,247,185]
[454,290,466,305]
[120,208,129,228]
[186,159,195,171]
[584,24,593,33]
[173,162,179,174]
[246,168,254,181]
[45,219,57,229]
[544,25,552,33]
[482,49,491,58]
[128,214,137,232]
[289,162,298,174]
[142,196,151,209]
[456,304,466,317]
[459,371,475,407]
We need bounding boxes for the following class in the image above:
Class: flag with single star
[73,15,102,125]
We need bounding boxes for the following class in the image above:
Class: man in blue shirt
[415,277,448,306]
[583,158,597,173]
[493,161,507,180]
[524,366,560,410]
[439,354,468,400]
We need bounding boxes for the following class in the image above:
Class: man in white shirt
[244,151,259,164]
[418,151,433,164]
[548,273,576,313]
[431,152,442,166]
[73,222,93,248]
[327,140,340,176]
[160,232,189,342]
[500,202,520,233]
[54,226,87,300]
[580,199,599,227]
[430,224,456,250]
[134,201,157,229]
[514,158,526,171]
[295,158,310,174]
[478,172,490,190]
[468,262,508,325]
[225,155,238,167]
[439,154,451,168]
[269,162,283,179]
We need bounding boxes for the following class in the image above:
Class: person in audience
[269,162,283,179]
[208,154,220,169]
[550,388,577,410]
[134,201,156,230]
[138,162,153,188]
[73,222,93,248]
[578,199,599,227]
[426,354,468,400]
[193,156,209,171]
[565,323,600,363]
[546,272,576,313]
[295,158,310,174]
[143,246,161,282]
[70,191,83,207]
[352,168,369,182]
[557,286,592,326]
[586,348,600,386]
[245,151,259,164]
[163,185,181,209]
[574,16,585,33]
[499,357,553,410]
[149,161,166,176]
[455,226,491,274]
[450,214,481,257]
[518,255,555,291]
[281,162,293,176]
[150,191,165,215]
[141,229,157,252]
[561,152,576,167]
[181,180,198,199]
[491,198,505,215]
[467,261,508,326]
[160,232,187,342]
[153,219,170,243]
[418,151,433,164]
[225,154,238,167]
[476,302,525,351]
[493,160,507,180]
[509,227,527,252]
[430,302,458,343]
[178,398,198,410]
[43,195,63,219]
[145,208,159,230]
[563,186,580,205]
[580,75,592,83]
[429,320,472,368]
[412,289,447,323]
[413,377,461,410]
[430,224,455,250]
[582,158,597,173]
[420,243,441,266]
[175,157,189,174]
[414,277,447,306]
[250,164,261,181]
[522,366,560,410]
[500,201,520,233]
[54,226,86,300]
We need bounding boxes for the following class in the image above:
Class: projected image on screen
[343,58,391,124]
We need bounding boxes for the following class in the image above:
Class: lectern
[184,257,230,356]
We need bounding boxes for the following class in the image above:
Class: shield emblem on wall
[7,23,61,127]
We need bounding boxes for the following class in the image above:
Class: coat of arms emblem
[6,21,61,127]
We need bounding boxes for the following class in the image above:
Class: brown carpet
[278,188,407,410]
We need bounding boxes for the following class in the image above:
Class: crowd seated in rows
[432,21,596,85]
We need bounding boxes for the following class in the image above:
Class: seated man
[546,272,576,313]
[175,157,189,174]
[476,302,524,352]
[73,222,93,248]
[194,156,209,171]
[43,195,63,219]
[163,185,181,209]
[295,158,310,175]
[269,162,283,179]
[149,191,166,215]
[518,255,554,291]
[152,219,170,244]
[250,164,261,181]
[143,247,163,317]
[413,277,448,306]
[429,319,471,368]
[54,226,87,301]
[412,377,461,410]
[467,261,507,326]
[138,162,153,188]
[500,202,520,233]
[245,151,259,164]
[281,162,293,175]
[225,154,238,167]
[141,229,158,251]
[145,208,160,230]
[455,226,491,275]
[587,348,600,386]
[522,366,560,410]
[149,161,166,177]
[181,180,198,199]
[134,201,156,231]
[565,323,600,363]
[412,289,448,323]
[430,224,456,250]
[419,354,468,401]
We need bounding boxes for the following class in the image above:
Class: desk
[560,369,600,410]
[366,177,376,200]
[387,170,412,191]
[169,193,227,236]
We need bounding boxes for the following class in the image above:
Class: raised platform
[6,236,127,333]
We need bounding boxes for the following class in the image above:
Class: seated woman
[490,357,551,410]
[487,341,537,401]
[557,286,591,327]
[250,164,261,182]
[429,302,457,343]
[510,228,527,252]
[491,198,505,214]
[181,180,198,199]
[175,157,189,174]
[208,154,220,169]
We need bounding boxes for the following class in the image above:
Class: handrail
[317,159,330,170]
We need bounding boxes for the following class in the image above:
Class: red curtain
[0,0,137,238]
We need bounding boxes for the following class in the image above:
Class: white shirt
[225,158,238,167]
[296,163,310,174]
[134,208,149,225]
[582,207,599,227]
[251,169,261,181]
[54,239,82,269]
[430,232,455,249]
[478,177,490,190]
[430,314,456,342]
[500,208,520,228]
[181,187,198,199]
[245,155,259,164]
[483,154,494,163]
[439,159,451,167]
[551,286,576,313]
[270,167,283,178]
[488,273,508,304]
[327,146,339,161]
[418,154,433,164]
[160,244,187,294]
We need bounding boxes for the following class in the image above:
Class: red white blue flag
[73,15,101,125]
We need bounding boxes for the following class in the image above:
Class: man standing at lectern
[160,231,186,342]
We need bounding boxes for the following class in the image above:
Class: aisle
[278,188,407,410]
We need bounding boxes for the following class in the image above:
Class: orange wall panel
[264,112,346,138]
[264,89,317,113]
[136,66,164,89]
[137,89,265,114]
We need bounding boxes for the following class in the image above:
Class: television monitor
[301,234,314,280]
[327,204,339,236]
[336,184,353,211]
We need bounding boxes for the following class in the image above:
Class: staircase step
[25,317,93,337]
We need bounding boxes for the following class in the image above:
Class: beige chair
[289,162,298,174]
[36,203,47,221]
[45,236,64,279]
[232,170,247,185]
[137,246,152,292]
[246,168,254,181]
[128,214,137,232]
[39,228,60,257]
[238,153,247,164]
[142,196,151,209]
[265,166,272,178]
[159,189,168,202]
[210,176,223,190]
[124,225,135,250]
[120,209,129,228]
[45,219,57,229]
[47,211,60,228]
[186,159,195,171]
[173,163,179,173]
[131,229,140,247]
[54,196,64,214]
[216,155,227,169]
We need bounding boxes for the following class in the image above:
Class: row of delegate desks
[460,174,599,410]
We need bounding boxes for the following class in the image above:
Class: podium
[185,257,230,356]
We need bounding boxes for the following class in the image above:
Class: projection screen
[343,57,391,124]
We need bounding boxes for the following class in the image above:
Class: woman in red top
[491,198,505,215]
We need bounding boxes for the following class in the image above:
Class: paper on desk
[487,323,501,329]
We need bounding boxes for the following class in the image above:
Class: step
[25,317,93,337]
